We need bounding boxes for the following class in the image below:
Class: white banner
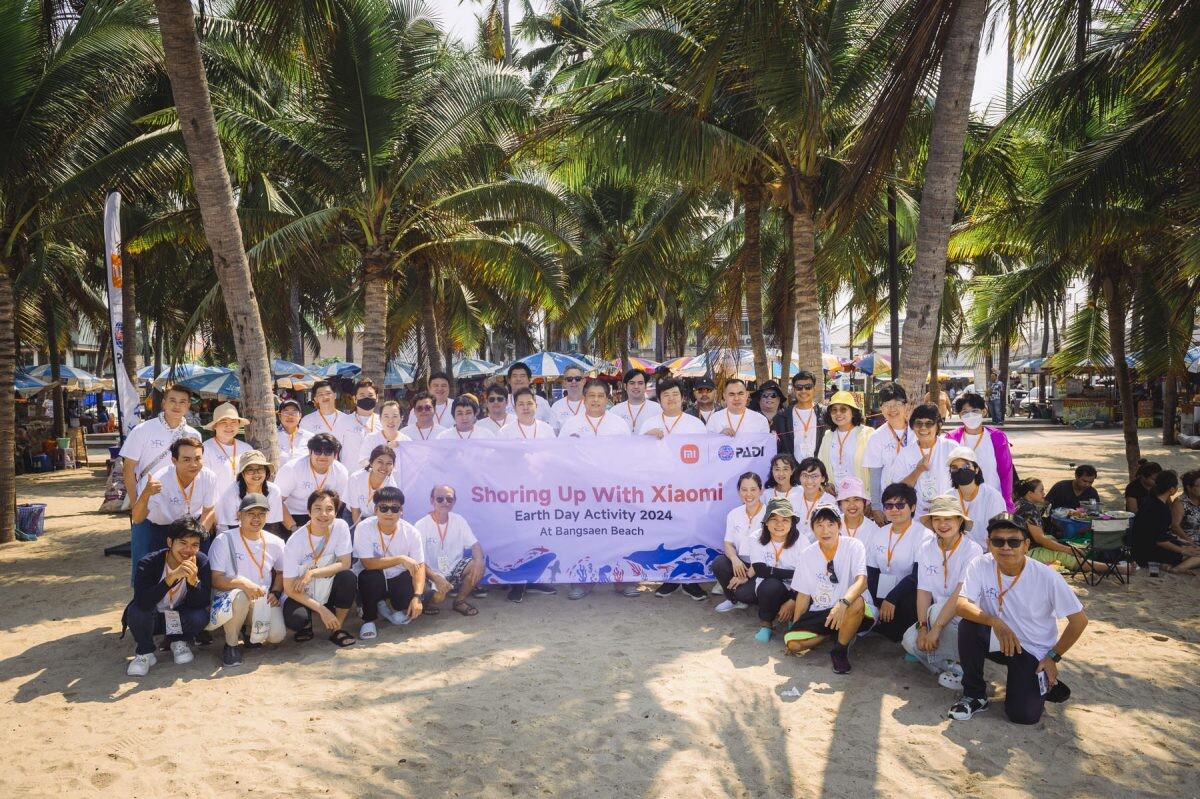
[396,434,775,584]
[103,192,141,439]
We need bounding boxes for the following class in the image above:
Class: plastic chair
[1071,524,1132,587]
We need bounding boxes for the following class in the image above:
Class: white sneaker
[715,600,748,613]
[170,641,194,665]
[710,583,725,595]
[938,668,964,690]
[127,653,157,676]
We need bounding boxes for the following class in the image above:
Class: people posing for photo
[946,446,1009,550]
[201,402,254,499]
[353,486,427,640]
[817,390,873,490]
[346,445,398,525]
[436,394,496,440]
[748,498,807,643]
[359,399,410,465]
[835,477,881,542]
[864,482,931,645]
[130,436,218,547]
[775,372,825,458]
[862,382,918,522]
[281,489,357,648]
[712,472,766,612]
[944,392,1015,510]
[706,379,771,439]
[214,450,284,535]
[684,377,720,426]
[277,399,314,464]
[612,368,661,433]
[413,485,486,617]
[275,433,349,535]
[894,403,956,518]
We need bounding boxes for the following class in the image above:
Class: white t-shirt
[840,516,882,543]
[208,529,286,591]
[281,520,353,579]
[414,512,479,574]
[705,408,771,438]
[201,437,253,499]
[792,492,839,544]
[497,419,557,440]
[334,411,381,469]
[400,423,441,442]
[747,535,805,589]
[559,412,631,437]
[863,520,932,599]
[862,423,920,493]
[789,406,820,459]
[790,536,875,614]
[636,412,707,436]
[954,483,1009,549]
[359,429,410,467]
[119,415,201,479]
[435,425,497,441]
[960,553,1084,660]
[824,425,870,484]
[405,401,453,430]
[215,480,285,530]
[277,426,314,464]
[505,393,554,426]
[550,396,586,431]
[725,503,766,558]
[299,408,344,437]
[611,399,662,432]
[141,465,219,525]
[476,414,513,436]
[352,516,424,579]
[891,436,957,516]
[915,534,984,604]
[344,468,398,518]
[957,428,1002,496]
[274,456,351,515]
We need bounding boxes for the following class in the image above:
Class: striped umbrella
[659,355,693,373]
[452,358,499,378]
[384,361,417,388]
[853,353,891,377]
[139,363,229,388]
[15,369,51,397]
[621,356,659,372]
[25,364,105,390]
[500,352,592,380]
[306,361,361,378]
[272,358,310,378]
[673,348,755,378]
[821,353,842,372]
[570,353,619,376]
[176,370,242,399]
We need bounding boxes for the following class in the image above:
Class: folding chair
[1075,523,1133,587]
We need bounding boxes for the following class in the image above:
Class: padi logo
[679,444,700,464]
[734,445,766,458]
[717,445,735,461]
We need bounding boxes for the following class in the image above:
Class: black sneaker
[222,644,243,668]
[1046,680,1071,703]
[526,584,557,595]
[948,696,989,720]
[507,585,526,603]
[472,586,488,598]
[197,629,213,647]
[681,583,708,601]
[654,583,680,597]
[830,647,852,674]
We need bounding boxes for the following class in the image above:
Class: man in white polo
[550,364,587,431]
[612,368,661,432]
[706,379,771,439]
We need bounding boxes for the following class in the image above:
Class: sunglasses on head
[882,500,909,510]
[376,503,402,513]
[826,560,839,585]
[434,496,455,504]
[989,536,1025,549]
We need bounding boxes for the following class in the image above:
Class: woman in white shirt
[713,472,765,612]
[794,457,838,544]
[281,489,357,648]
[347,445,398,524]
[895,403,956,518]
[835,476,881,542]
[763,454,802,505]
[946,445,1008,549]
[817,390,873,490]
[359,400,409,466]
[747,498,806,643]
[866,482,931,644]
[214,450,284,534]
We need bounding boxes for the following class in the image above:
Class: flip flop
[423,605,441,615]
[328,629,356,648]
[294,626,314,643]
[452,601,479,617]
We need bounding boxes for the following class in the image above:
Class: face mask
[960,412,983,429]
[950,466,977,488]
[356,397,377,411]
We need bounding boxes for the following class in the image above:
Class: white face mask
[961,411,984,430]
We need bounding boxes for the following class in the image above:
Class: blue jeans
[989,397,1005,425]
[129,520,169,585]
[124,602,209,656]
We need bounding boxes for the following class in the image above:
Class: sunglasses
[564,376,583,382]
[695,388,713,393]
[309,448,336,456]
[434,496,456,504]
[882,501,909,510]
[487,395,506,402]
[415,405,434,412]
[989,536,1025,549]
[760,392,780,400]
[793,384,815,391]
[826,560,839,585]
[911,420,937,429]
[376,504,402,513]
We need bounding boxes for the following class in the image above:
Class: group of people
[120,364,1197,726]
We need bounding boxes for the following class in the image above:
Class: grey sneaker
[567,586,588,600]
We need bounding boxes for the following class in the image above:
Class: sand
[0,427,1197,798]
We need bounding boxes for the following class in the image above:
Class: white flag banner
[103,192,141,439]
[396,435,775,584]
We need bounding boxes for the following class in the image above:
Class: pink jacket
[946,425,1015,511]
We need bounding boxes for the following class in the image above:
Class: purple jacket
[946,425,1015,511]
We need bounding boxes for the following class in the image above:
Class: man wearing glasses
[949,513,1087,724]
[353,486,427,639]
[477,385,512,436]
[277,399,314,464]
[786,506,875,674]
[400,392,442,441]
[776,371,824,458]
[684,377,720,425]
[612,369,661,432]
[414,486,486,617]
[275,433,350,534]
[550,364,587,431]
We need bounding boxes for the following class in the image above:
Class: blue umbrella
[452,358,499,378]
[384,361,417,387]
[26,363,105,389]
[140,363,229,387]
[499,352,592,380]
[306,361,361,378]
[15,369,51,396]
[1185,346,1200,374]
[272,358,311,378]
[176,370,242,399]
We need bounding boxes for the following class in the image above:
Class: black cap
[278,398,301,412]
[986,512,1029,535]
[754,379,783,397]
[694,377,716,390]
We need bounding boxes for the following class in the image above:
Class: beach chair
[1073,522,1132,587]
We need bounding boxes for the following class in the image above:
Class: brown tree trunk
[288,274,303,363]
[155,0,278,461]
[1101,265,1140,477]
[121,250,139,382]
[0,273,17,542]
[740,184,769,383]
[421,282,442,376]
[928,307,941,409]
[791,184,822,380]
[778,211,795,385]
[42,295,66,439]
[1162,375,1178,446]
[898,0,988,401]
[360,257,389,387]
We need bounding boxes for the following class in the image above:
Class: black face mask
[356,397,377,411]
[950,466,977,488]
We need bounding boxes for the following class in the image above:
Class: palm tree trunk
[741,185,769,383]
[999,329,1011,414]
[361,258,388,387]
[0,273,17,542]
[121,251,139,381]
[898,0,988,401]
[421,287,442,376]
[1101,265,1140,477]
[1163,374,1178,446]
[288,274,303,363]
[501,0,513,65]
[791,186,821,378]
[929,307,941,408]
[778,211,795,385]
[155,0,278,461]
[42,295,66,439]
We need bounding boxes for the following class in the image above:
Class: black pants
[711,555,757,604]
[755,578,796,624]
[358,569,416,622]
[959,619,1046,725]
[123,602,208,656]
[872,591,918,642]
[282,514,310,542]
[282,570,358,631]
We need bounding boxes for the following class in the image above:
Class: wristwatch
[917,621,929,631]
[1047,649,1062,663]
[838,598,851,608]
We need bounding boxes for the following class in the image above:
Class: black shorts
[789,604,876,636]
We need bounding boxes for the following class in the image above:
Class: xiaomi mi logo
[679,444,700,464]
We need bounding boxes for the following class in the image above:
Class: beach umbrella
[15,369,52,397]
[306,361,361,378]
[674,348,755,378]
[272,358,310,378]
[570,353,619,376]
[452,357,499,378]
[1185,346,1200,374]
[853,353,891,377]
[820,353,842,372]
[620,356,659,372]
[142,363,228,388]
[383,360,417,387]
[500,352,592,380]
[658,355,693,373]
[25,363,105,390]
[176,370,242,399]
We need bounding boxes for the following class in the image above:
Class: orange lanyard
[793,407,813,434]
[887,424,906,453]
[307,529,329,565]
[284,428,299,453]
[627,402,647,430]
[725,410,747,436]
[455,427,474,439]
[995,561,1025,613]
[886,522,911,568]
[491,412,509,430]
[377,525,397,557]
[802,494,819,523]
[957,488,975,519]
[162,562,184,606]
[821,539,838,566]
[844,520,861,538]
[317,409,339,432]
[771,541,786,565]
[566,399,583,416]
[584,414,605,435]
[518,421,538,439]
[941,535,964,588]
[835,428,853,464]
[662,414,684,435]
[699,408,713,424]
[432,404,448,426]
[214,439,238,477]
[774,486,793,502]
[967,430,985,451]
[309,461,329,491]
[353,413,376,433]
[177,474,196,515]
[918,444,934,468]
[416,425,434,440]
[744,502,762,528]
[239,532,267,580]
[431,514,449,549]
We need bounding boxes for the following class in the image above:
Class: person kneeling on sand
[948,513,1088,723]
[784,506,874,674]
[901,494,983,690]
[414,485,485,617]
[747,498,805,642]
[353,486,427,640]
[207,494,288,668]
[123,517,212,677]
[282,489,358,649]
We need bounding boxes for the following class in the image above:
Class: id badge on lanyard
[163,609,183,636]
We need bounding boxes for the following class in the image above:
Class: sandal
[328,629,356,647]
[452,600,479,617]
[294,626,314,643]
[423,604,441,615]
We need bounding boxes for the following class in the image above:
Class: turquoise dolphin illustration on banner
[485,550,557,583]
